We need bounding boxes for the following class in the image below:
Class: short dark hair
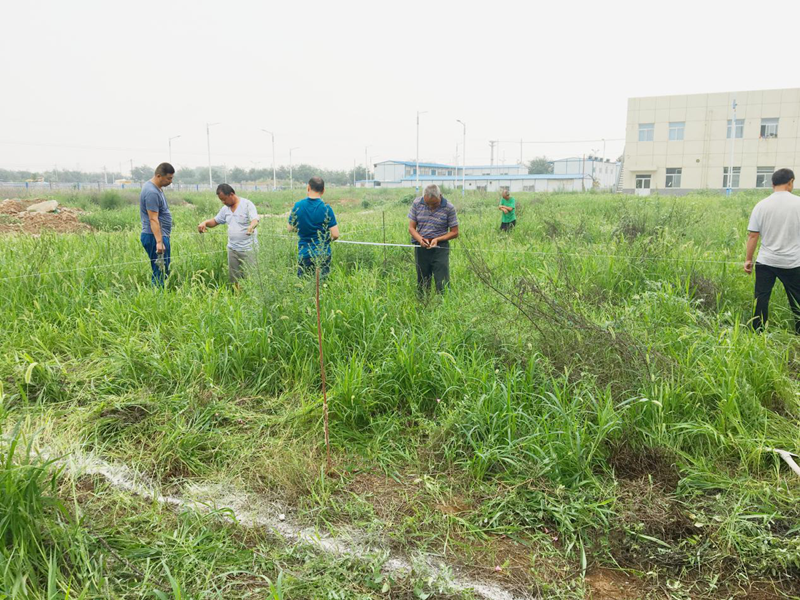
[216,183,235,196]
[773,168,795,186]
[308,176,325,193]
[155,163,175,176]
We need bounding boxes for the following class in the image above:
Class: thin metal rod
[727,99,737,195]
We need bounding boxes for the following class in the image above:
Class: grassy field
[1,186,799,599]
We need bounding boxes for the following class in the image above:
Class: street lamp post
[261,129,276,191]
[289,147,300,191]
[416,110,427,194]
[168,135,181,164]
[206,122,220,188]
[456,120,466,196]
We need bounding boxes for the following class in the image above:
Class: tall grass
[1,188,799,594]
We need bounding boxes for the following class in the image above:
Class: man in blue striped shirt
[408,184,459,294]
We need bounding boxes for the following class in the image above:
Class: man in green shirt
[499,189,516,231]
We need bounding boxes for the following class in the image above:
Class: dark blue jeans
[140,233,171,286]
[297,254,331,279]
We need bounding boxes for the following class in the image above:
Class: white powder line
[56,451,531,600]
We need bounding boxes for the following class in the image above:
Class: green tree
[131,165,154,182]
[228,167,247,183]
[527,157,553,174]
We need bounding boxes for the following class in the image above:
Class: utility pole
[261,129,276,191]
[581,153,585,192]
[519,138,523,165]
[129,159,133,179]
[416,110,428,194]
[727,98,738,196]
[456,120,466,196]
[489,140,497,166]
[168,135,181,164]
[206,122,220,188]
[353,159,356,186]
[289,147,300,190]
[103,166,107,185]
[365,145,371,183]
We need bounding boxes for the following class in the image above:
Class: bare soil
[0,198,93,235]
[585,567,655,599]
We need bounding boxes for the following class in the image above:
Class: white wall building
[369,160,582,191]
[553,157,620,191]
[622,88,800,195]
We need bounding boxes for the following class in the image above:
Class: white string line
[333,239,743,265]
[1,234,742,283]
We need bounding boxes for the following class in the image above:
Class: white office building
[621,88,800,194]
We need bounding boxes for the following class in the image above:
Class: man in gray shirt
[140,163,174,286]
[744,168,800,332]
[198,183,260,285]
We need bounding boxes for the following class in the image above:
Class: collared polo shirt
[407,196,458,242]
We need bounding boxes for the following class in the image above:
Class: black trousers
[415,245,450,294]
[500,220,516,231]
[754,263,800,333]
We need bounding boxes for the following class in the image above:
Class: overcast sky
[1,0,798,174]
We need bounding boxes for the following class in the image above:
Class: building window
[665,168,682,188]
[760,118,779,139]
[756,167,774,188]
[723,167,741,188]
[431,169,437,176]
[635,174,651,189]
[638,123,654,142]
[727,119,744,139]
[412,168,417,175]
[668,122,685,141]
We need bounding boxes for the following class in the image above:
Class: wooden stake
[315,266,331,470]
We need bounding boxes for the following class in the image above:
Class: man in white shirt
[744,168,799,332]
[198,184,260,285]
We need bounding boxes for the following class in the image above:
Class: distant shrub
[99,190,124,210]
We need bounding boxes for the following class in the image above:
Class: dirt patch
[585,567,653,599]
[0,198,93,235]
[0,198,27,214]
[742,580,800,599]
[345,472,549,595]
[689,274,719,309]
[607,443,680,491]
[347,472,425,522]
[615,478,698,546]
